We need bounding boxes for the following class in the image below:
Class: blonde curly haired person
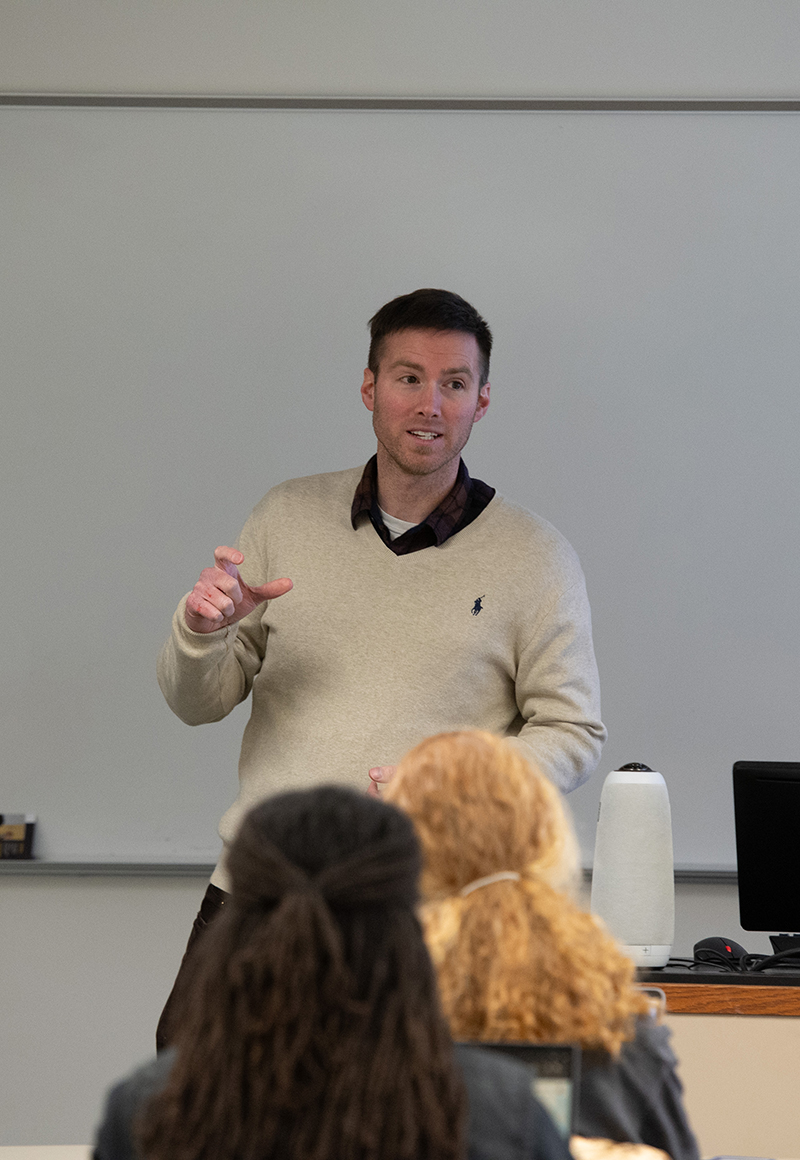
[385,731,699,1160]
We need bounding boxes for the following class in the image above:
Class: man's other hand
[184,546,293,634]
[367,765,397,797]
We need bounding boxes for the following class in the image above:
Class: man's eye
[400,375,418,384]
[449,380,465,390]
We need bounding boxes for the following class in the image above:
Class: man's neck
[375,450,460,523]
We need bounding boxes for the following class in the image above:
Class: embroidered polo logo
[471,595,485,616]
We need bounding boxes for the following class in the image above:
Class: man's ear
[361,368,376,412]
[473,382,491,424]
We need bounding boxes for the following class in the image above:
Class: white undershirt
[378,507,419,540]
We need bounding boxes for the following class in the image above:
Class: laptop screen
[474,1042,581,1138]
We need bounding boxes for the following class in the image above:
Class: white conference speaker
[590,763,674,968]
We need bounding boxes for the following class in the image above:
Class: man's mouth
[409,430,442,440]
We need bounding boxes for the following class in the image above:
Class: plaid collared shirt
[350,455,495,555]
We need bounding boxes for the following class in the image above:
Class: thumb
[247,577,294,603]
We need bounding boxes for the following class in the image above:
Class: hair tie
[459,871,521,897]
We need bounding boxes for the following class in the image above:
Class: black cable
[746,947,800,972]
[661,948,800,974]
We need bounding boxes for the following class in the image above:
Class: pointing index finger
[213,546,244,574]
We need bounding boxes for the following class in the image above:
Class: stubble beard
[373,403,479,481]
[376,429,466,481]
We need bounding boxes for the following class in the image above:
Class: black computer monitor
[733,760,800,932]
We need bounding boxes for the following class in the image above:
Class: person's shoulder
[473,494,584,576]
[582,1015,672,1068]
[626,1014,680,1069]
[486,495,573,548]
[247,465,365,521]
[103,1050,174,1110]
[454,1040,531,1095]
[95,1051,175,1160]
[584,1016,679,1085]
[454,1043,571,1160]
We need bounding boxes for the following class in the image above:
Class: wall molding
[2,95,799,112]
[1,861,737,882]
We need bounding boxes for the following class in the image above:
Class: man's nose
[416,383,442,415]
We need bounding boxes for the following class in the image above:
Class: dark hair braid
[139,787,465,1160]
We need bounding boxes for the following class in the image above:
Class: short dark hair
[368,289,492,386]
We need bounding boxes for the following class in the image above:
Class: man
[155,288,605,1044]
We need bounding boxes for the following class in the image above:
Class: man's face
[360,328,490,482]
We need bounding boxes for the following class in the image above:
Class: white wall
[7,104,800,868]
[2,1,797,1151]
[1,0,800,98]
[1,877,201,1146]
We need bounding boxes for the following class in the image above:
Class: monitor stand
[770,934,800,954]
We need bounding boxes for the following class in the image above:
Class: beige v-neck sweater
[158,466,605,888]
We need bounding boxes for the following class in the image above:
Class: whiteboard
[2,106,798,867]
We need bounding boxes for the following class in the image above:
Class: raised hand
[184,546,293,634]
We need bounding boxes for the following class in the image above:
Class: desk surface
[659,982,800,1014]
[640,967,800,1014]
[0,1149,90,1159]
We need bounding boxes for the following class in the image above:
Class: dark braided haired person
[94,786,570,1160]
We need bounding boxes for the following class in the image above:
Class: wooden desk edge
[660,981,800,1015]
